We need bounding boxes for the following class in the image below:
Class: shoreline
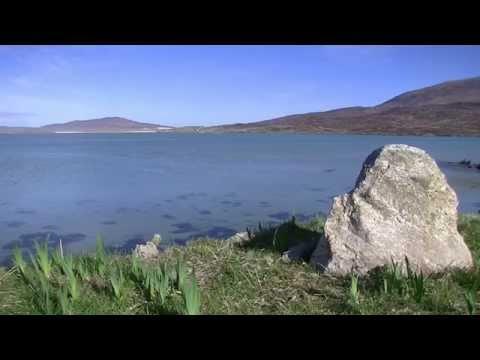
[1,213,479,315]
[1,131,480,138]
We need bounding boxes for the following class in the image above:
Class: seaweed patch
[6,220,26,228]
[101,220,117,225]
[171,222,199,234]
[2,232,87,250]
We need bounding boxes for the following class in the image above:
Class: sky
[0,45,479,127]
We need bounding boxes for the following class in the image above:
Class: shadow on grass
[241,215,326,258]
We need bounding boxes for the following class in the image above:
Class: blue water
[1,133,479,262]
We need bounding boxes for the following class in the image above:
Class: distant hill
[2,77,480,136]
[0,117,174,134]
[202,76,480,136]
[377,77,480,108]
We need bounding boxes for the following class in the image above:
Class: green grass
[0,239,201,315]
[1,213,479,315]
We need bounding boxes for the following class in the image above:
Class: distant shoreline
[1,130,480,138]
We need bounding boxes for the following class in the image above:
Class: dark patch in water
[176,192,207,201]
[6,221,26,228]
[173,238,188,246]
[0,256,14,268]
[175,226,238,243]
[2,232,87,250]
[171,222,199,234]
[101,220,117,225]
[164,199,173,203]
[16,209,36,215]
[0,202,8,206]
[259,201,272,208]
[198,210,212,215]
[325,168,336,173]
[309,187,325,192]
[116,207,143,214]
[200,226,237,239]
[42,225,59,230]
[163,214,176,220]
[118,235,145,251]
[294,213,312,222]
[220,200,242,207]
[268,211,291,221]
[62,233,87,243]
[76,199,97,206]
[316,199,328,203]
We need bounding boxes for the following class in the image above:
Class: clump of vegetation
[0,214,479,315]
[245,215,324,254]
[2,236,201,315]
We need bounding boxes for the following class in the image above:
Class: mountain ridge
[200,76,480,136]
[1,76,480,136]
[0,117,174,134]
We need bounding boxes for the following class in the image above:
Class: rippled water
[1,133,479,263]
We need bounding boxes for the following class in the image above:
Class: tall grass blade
[66,267,80,301]
[176,259,188,290]
[34,241,52,279]
[12,247,26,277]
[110,267,126,300]
[464,289,477,315]
[156,268,169,305]
[57,288,72,315]
[181,278,201,315]
[350,273,360,305]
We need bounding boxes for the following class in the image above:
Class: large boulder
[310,144,474,275]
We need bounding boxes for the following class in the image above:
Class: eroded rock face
[310,144,474,275]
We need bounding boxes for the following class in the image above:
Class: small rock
[226,232,252,245]
[151,233,162,246]
[133,241,159,259]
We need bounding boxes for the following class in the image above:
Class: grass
[1,237,201,315]
[0,213,479,315]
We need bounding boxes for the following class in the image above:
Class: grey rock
[226,232,252,245]
[151,233,162,246]
[133,241,160,259]
[281,239,318,263]
[310,144,474,276]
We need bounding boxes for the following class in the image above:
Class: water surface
[1,133,479,263]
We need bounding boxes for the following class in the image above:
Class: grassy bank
[1,214,479,315]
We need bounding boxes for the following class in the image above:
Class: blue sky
[0,45,479,127]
